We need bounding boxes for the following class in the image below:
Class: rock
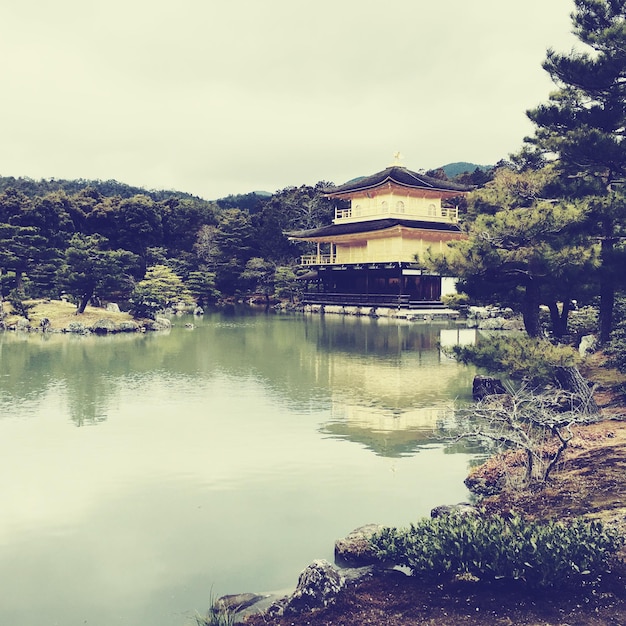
[472,375,506,400]
[153,316,171,330]
[579,334,596,356]
[431,503,478,518]
[67,322,89,334]
[154,316,172,330]
[193,306,204,316]
[116,321,140,333]
[334,524,385,566]
[40,317,50,332]
[105,302,121,313]
[91,318,116,334]
[283,559,344,615]
[15,317,30,331]
[214,592,266,614]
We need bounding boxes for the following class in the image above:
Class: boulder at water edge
[282,559,344,615]
[334,524,385,566]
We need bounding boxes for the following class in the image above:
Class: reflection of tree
[0,311,480,444]
[0,332,181,426]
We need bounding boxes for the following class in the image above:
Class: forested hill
[0,175,204,203]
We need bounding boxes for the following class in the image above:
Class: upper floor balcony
[300,253,336,265]
[334,205,459,223]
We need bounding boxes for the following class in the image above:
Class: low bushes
[371,512,623,589]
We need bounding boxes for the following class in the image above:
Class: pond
[0,308,480,626]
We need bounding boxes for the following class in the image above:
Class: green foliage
[371,512,623,589]
[187,270,220,306]
[449,334,579,386]
[432,166,596,337]
[131,264,194,318]
[526,0,626,342]
[57,234,140,314]
[274,265,301,302]
[441,292,470,310]
[567,305,599,339]
[7,288,34,319]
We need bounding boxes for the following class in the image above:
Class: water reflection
[0,309,481,626]
[313,322,477,456]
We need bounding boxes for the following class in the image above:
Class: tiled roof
[324,166,472,195]
[287,218,462,239]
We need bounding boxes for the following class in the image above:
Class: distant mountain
[440,162,492,178]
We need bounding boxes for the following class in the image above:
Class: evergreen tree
[527,0,626,341]
[131,264,194,317]
[431,166,597,337]
[57,234,140,313]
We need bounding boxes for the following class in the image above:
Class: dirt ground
[243,361,626,626]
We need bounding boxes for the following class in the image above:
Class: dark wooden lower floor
[298,263,446,308]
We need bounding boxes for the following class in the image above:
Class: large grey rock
[105,302,121,313]
[213,592,266,614]
[116,320,140,333]
[15,317,31,331]
[335,524,385,566]
[283,559,344,615]
[67,321,89,334]
[431,502,478,518]
[579,334,596,356]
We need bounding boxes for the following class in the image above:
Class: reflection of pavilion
[318,327,477,457]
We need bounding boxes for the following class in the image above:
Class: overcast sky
[1,1,579,200]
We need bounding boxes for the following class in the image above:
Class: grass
[3,298,136,330]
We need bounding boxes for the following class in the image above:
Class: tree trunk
[599,269,615,345]
[547,300,571,338]
[77,291,92,314]
[553,365,599,415]
[522,279,542,338]
[599,226,616,344]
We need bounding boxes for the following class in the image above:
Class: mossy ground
[2,298,136,330]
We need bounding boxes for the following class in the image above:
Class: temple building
[288,159,472,309]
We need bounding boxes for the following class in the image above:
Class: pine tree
[527,0,626,342]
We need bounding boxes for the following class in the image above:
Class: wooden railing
[300,293,446,309]
[300,254,335,265]
[301,293,411,307]
[334,206,459,222]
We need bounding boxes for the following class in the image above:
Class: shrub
[441,292,470,310]
[371,512,623,589]
[7,288,35,319]
[449,334,579,386]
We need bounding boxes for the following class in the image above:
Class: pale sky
[1,1,578,200]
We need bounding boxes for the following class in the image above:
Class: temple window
[396,201,405,213]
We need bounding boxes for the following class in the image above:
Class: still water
[0,309,478,626]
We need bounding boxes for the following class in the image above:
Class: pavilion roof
[323,166,473,197]
[287,217,462,240]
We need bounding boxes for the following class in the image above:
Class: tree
[186,270,220,307]
[431,167,597,337]
[527,0,626,342]
[241,257,276,305]
[0,223,48,293]
[211,208,257,294]
[274,265,301,303]
[57,234,140,314]
[116,194,163,259]
[131,264,194,318]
